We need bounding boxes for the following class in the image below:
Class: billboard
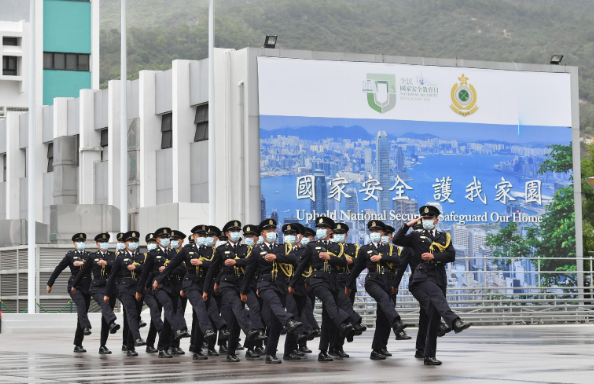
[258,56,577,291]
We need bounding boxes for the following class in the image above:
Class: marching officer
[143,233,163,353]
[167,230,189,355]
[200,226,230,356]
[155,225,219,361]
[289,217,361,362]
[138,227,189,358]
[47,233,93,353]
[72,233,121,354]
[105,231,147,356]
[241,218,303,364]
[393,205,472,365]
[237,224,267,358]
[205,220,266,362]
[300,226,321,350]
[328,222,358,358]
[347,220,407,360]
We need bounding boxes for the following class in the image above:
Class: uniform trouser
[331,288,357,351]
[122,306,129,347]
[118,292,142,350]
[185,286,214,334]
[205,294,226,350]
[144,290,163,348]
[71,290,91,347]
[244,289,264,352]
[286,293,310,333]
[172,296,187,349]
[91,292,117,346]
[259,287,293,356]
[303,293,319,330]
[154,287,185,331]
[416,306,429,351]
[366,281,401,351]
[412,281,458,358]
[222,288,254,355]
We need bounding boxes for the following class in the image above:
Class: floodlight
[550,55,563,65]
[263,35,278,49]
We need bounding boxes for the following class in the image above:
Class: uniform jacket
[157,243,207,292]
[347,242,400,292]
[73,250,117,295]
[206,242,249,293]
[106,250,146,295]
[393,224,455,288]
[137,247,177,295]
[240,242,297,295]
[392,246,417,290]
[47,250,92,294]
[290,240,347,292]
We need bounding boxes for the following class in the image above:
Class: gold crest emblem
[319,218,324,224]
[202,225,206,230]
[424,207,429,214]
[149,234,153,239]
[132,232,136,237]
[163,229,167,234]
[372,221,376,227]
[102,234,106,239]
[337,224,341,229]
[247,226,250,232]
[450,74,479,117]
[288,225,291,230]
[269,219,273,225]
[234,221,238,227]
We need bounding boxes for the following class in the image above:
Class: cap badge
[247,226,250,231]
[132,232,136,237]
[149,234,153,239]
[424,207,429,214]
[372,221,376,227]
[102,234,106,239]
[164,229,167,234]
[337,224,341,229]
[288,225,291,230]
[234,221,238,227]
[319,218,324,223]
[269,219,273,225]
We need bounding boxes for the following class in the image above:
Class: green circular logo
[458,89,470,102]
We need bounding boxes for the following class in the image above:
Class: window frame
[2,56,18,76]
[3,37,18,46]
[47,143,54,173]
[194,104,209,142]
[161,113,173,149]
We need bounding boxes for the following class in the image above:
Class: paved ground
[0,325,593,383]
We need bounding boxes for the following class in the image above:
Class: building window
[42,52,90,71]
[100,129,108,147]
[194,104,208,142]
[3,37,18,46]
[161,112,172,149]
[2,154,6,182]
[2,56,17,76]
[47,143,54,173]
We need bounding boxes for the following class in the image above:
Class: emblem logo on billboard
[450,74,479,117]
[363,74,397,114]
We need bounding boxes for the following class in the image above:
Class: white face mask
[147,243,157,251]
[369,233,381,243]
[332,234,345,243]
[301,238,311,246]
[230,232,242,242]
[423,220,435,231]
[316,228,328,239]
[76,242,86,251]
[257,236,264,245]
[195,236,206,247]
[381,236,389,244]
[171,240,180,249]
[205,237,215,247]
[117,242,126,250]
[265,232,277,243]
[128,242,139,251]
[284,235,296,244]
[244,238,255,247]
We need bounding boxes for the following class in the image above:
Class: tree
[485,221,531,267]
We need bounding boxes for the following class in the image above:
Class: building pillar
[172,60,192,203]
[78,89,100,204]
[138,71,158,208]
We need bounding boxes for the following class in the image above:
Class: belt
[371,267,390,275]
[71,273,88,278]
[312,267,329,272]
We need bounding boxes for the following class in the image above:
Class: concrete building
[376,131,391,215]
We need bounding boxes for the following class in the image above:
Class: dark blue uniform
[330,242,359,352]
[198,245,228,351]
[347,241,401,352]
[206,242,255,356]
[47,249,92,347]
[106,250,146,351]
[393,224,458,358]
[393,246,430,354]
[241,241,296,357]
[157,243,215,347]
[137,246,186,351]
[73,250,118,347]
[290,240,359,353]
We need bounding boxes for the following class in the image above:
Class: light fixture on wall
[550,55,563,65]
[263,35,278,49]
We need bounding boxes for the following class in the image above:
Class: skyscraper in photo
[376,131,391,215]
[310,169,327,213]
[396,146,405,172]
[345,187,359,214]
[261,194,266,221]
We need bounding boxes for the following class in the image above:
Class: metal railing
[1,245,592,327]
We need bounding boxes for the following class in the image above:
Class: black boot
[452,318,471,334]
[318,351,333,361]
[99,346,112,355]
[127,350,138,356]
[299,345,312,353]
[146,346,158,353]
[379,348,392,357]
[438,322,452,337]
[193,352,208,360]
[83,327,92,336]
[392,319,408,335]
[415,349,425,358]
[226,354,240,362]
[158,350,173,358]
[73,345,87,353]
[134,338,146,347]
[396,330,411,340]
[109,322,121,334]
[370,350,386,360]
[285,318,303,334]
[266,355,282,364]
[424,356,442,365]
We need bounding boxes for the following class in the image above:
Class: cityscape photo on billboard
[258,57,576,296]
